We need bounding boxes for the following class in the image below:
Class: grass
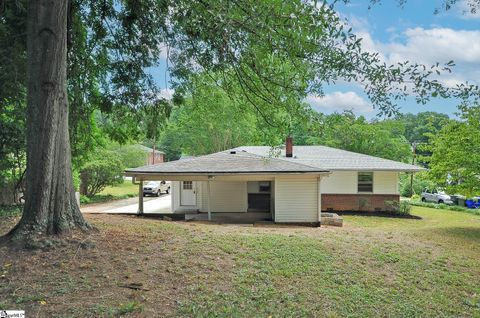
[100,182,138,196]
[1,206,480,317]
[80,182,139,205]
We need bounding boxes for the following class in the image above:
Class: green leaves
[428,107,480,197]
[80,149,125,197]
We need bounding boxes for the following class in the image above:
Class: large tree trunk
[2,0,90,246]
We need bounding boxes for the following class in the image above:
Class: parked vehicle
[421,189,454,205]
[143,181,170,197]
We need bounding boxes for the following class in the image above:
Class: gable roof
[232,146,424,172]
[125,150,328,175]
[125,145,425,176]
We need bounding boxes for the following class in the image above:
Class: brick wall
[146,153,164,165]
[321,194,400,212]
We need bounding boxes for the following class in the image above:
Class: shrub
[72,169,81,192]
[384,200,399,213]
[399,201,412,215]
[384,200,411,216]
[80,150,125,197]
[408,200,480,216]
[411,194,420,201]
[0,204,22,217]
[359,197,369,211]
[79,196,91,204]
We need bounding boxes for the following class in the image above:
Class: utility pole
[410,142,417,197]
[152,135,156,165]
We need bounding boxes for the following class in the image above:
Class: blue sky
[150,0,480,118]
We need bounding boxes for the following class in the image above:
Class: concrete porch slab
[185,212,272,224]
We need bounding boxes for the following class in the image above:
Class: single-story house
[125,139,424,224]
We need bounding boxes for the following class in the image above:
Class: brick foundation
[321,194,400,212]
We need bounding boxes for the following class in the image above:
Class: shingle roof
[233,146,425,172]
[125,145,425,176]
[125,150,328,175]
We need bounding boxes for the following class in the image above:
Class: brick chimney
[286,136,293,157]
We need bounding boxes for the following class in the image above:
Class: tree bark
[2,0,90,246]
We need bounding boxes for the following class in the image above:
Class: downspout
[317,175,322,227]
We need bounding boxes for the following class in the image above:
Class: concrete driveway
[81,194,171,214]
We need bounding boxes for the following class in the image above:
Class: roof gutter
[125,171,330,176]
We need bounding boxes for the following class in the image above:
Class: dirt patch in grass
[0,215,235,317]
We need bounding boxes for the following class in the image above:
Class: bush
[399,201,412,215]
[72,169,81,191]
[408,200,480,216]
[384,200,399,212]
[80,150,125,197]
[79,196,91,204]
[0,204,22,217]
[384,200,411,216]
[411,194,420,201]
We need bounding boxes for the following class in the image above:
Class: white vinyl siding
[373,171,399,194]
[321,171,357,194]
[274,177,318,222]
[198,181,247,212]
[322,171,399,195]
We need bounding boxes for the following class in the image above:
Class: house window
[258,181,271,193]
[183,181,193,190]
[358,172,373,192]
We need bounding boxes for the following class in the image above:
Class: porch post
[207,179,212,221]
[138,178,144,215]
[317,176,322,226]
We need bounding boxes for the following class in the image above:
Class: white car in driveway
[421,189,454,205]
[143,181,170,197]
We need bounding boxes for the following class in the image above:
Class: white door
[180,181,196,206]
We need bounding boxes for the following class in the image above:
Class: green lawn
[99,181,139,196]
[79,181,139,205]
[1,206,479,317]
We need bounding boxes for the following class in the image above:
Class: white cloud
[383,28,480,65]
[350,24,480,86]
[158,88,174,100]
[306,91,373,113]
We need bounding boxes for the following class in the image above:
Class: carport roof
[125,150,328,175]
